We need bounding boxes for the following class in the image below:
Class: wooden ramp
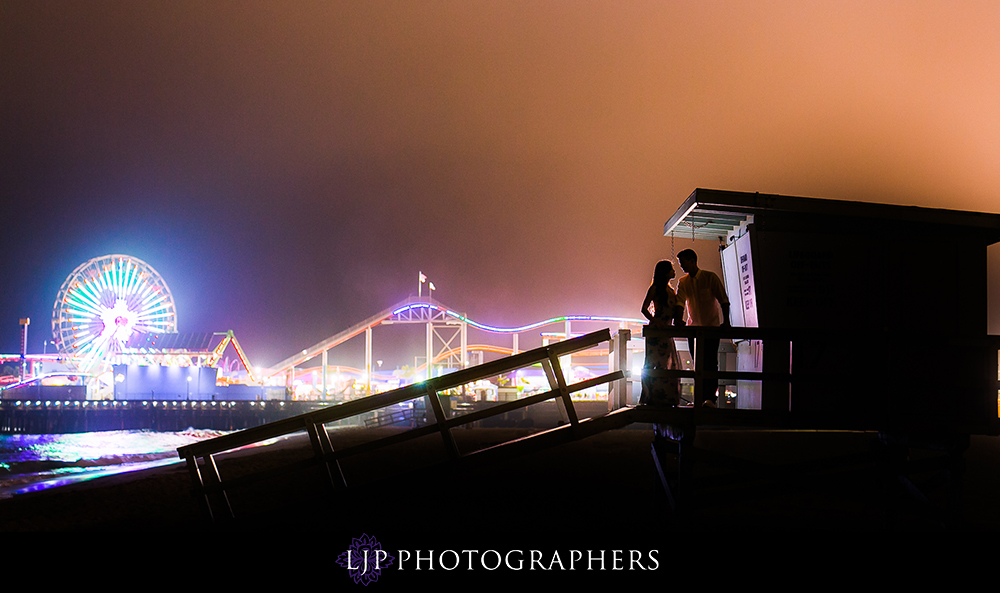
[178,324,1000,527]
[178,329,626,523]
[453,406,640,468]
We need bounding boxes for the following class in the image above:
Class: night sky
[2,1,999,369]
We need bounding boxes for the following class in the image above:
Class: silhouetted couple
[640,249,730,407]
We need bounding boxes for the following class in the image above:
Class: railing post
[692,328,706,408]
[319,420,347,487]
[307,420,346,490]
[542,352,578,426]
[541,358,567,424]
[202,453,234,521]
[608,329,631,411]
[185,455,213,522]
[425,386,460,459]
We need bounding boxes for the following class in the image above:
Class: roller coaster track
[267,296,643,378]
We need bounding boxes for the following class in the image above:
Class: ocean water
[0,429,232,498]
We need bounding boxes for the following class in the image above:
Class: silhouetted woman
[640,260,685,406]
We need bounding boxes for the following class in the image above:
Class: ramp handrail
[178,328,623,522]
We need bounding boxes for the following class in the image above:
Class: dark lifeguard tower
[661,188,1000,436]
[645,189,1000,525]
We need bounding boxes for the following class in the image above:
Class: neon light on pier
[390,303,643,334]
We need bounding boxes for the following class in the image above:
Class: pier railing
[177,329,623,522]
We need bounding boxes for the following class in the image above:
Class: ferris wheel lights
[53,255,177,376]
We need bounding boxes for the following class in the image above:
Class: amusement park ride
[274,297,647,399]
[2,254,257,399]
[2,254,646,402]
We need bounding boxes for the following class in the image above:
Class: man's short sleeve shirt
[676,270,730,327]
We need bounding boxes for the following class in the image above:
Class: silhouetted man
[676,249,730,407]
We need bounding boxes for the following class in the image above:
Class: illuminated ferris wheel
[52,254,177,374]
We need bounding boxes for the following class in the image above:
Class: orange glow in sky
[2,1,999,362]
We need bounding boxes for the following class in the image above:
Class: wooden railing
[642,325,795,411]
[177,329,623,522]
[642,326,1000,432]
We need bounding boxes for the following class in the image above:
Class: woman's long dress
[640,290,682,406]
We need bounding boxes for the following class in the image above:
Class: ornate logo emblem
[337,534,395,586]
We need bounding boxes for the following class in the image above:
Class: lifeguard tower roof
[665,188,1000,244]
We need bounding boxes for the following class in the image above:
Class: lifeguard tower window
[662,188,1000,435]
